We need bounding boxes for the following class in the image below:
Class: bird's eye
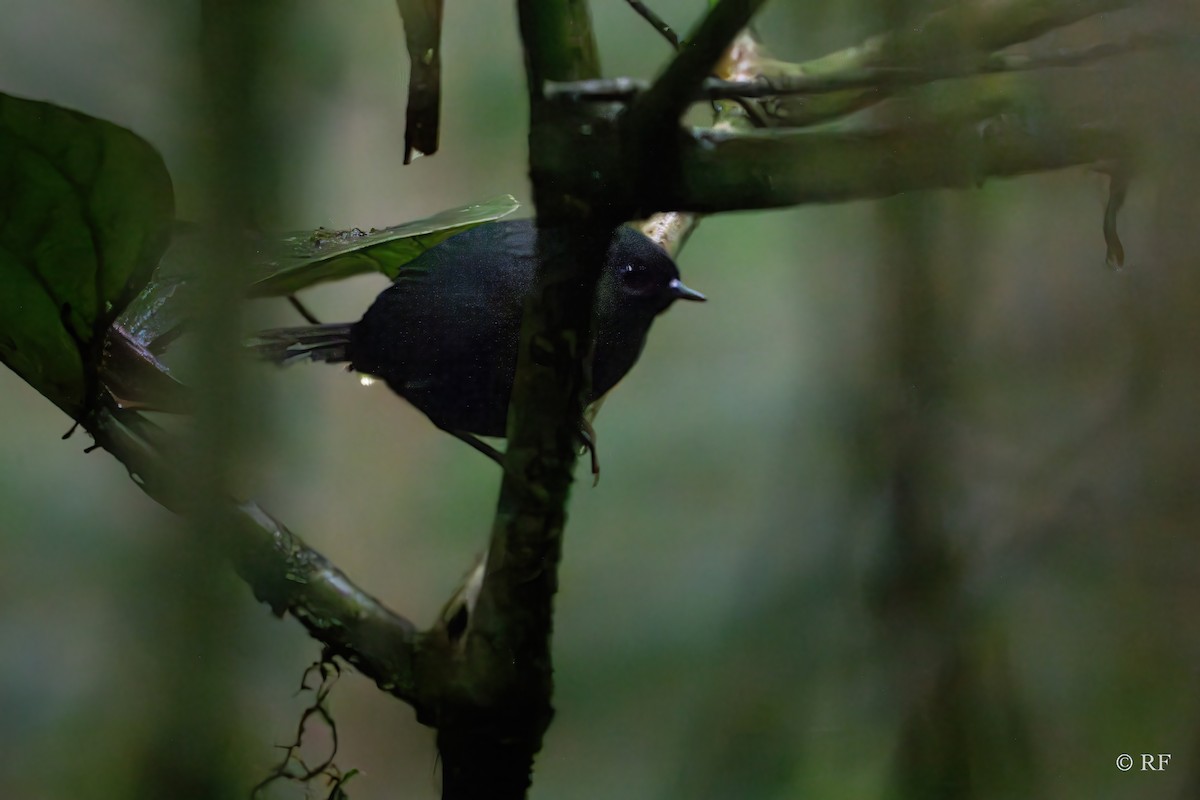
[619,263,655,292]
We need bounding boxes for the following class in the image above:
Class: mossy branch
[88,400,423,705]
[660,116,1129,212]
[762,0,1137,126]
[415,5,610,798]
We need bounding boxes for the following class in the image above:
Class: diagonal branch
[627,0,771,136]
[88,400,423,705]
[624,0,681,50]
[622,0,772,245]
[635,28,777,259]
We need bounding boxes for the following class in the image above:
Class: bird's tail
[249,323,353,366]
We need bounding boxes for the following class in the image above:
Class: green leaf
[116,197,520,358]
[245,194,518,297]
[0,92,174,418]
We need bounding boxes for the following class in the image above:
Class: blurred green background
[2,1,1199,798]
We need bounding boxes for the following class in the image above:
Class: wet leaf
[116,222,208,352]
[0,92,174,418]
[245,194,519,297]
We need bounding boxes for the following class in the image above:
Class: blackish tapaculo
[254,219,704,464]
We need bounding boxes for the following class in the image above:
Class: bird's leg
[579,419,601,487]
[443,425,598,486]
[444,428,505,466]
[287,294,322,324]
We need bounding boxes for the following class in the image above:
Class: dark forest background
[2,1,1198,798]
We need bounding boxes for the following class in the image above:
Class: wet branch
[88,400,423,705]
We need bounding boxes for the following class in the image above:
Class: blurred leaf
[395,0,444,163]
[116,222,207,352]
[244,194,519,297]
[0,91,175,418]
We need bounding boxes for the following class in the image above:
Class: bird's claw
[579,419,600,487]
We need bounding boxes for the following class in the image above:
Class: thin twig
[624,0,680,50]
[547,31,1183,104]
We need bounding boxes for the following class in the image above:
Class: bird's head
[588,224,705,396]
[597,226,705,325]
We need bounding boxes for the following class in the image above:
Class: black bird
[253,218,705,472]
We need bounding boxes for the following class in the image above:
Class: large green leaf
[245,194,519,297]
[0,92,174,418]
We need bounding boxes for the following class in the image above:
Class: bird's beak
[667,277,706,302]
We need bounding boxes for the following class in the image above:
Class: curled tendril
[252,648,358,800]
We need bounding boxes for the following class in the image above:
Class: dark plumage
[254,218,703,451]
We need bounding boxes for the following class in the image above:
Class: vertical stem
[517,0,601,96]
[434,3,607,798]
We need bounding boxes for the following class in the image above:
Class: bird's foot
[445,424,599,487]
[445,428,505,466]
[579,420,600,487]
